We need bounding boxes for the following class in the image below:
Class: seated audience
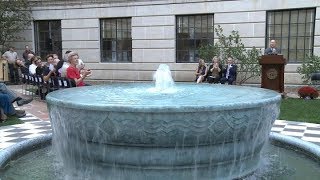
[52,54,60,61]
[220,57,237,85]
[195,59,207,83]
[25,53,34,68]
[16,59,29,74]
[57,50,72,77]
[207,56,222,84]
[35,57,44,76]
[35,54,59,98]
[0,83,33,121]
[77,58,85,71]
[29,56,39,75]
[0,94,30,122]
[0,94,13,122]
[66,52,91,87]
[42,54,58,82]
[52,54,61,70]
[77,58,91,78]
[0,83,33,107]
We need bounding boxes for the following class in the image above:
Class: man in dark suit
[221,57,237,85]
[264,39,281,55]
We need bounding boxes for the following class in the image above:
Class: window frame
[34,20,62,60]
[100,17,132,63]
[265,8,316,63]
[176,14,214,63]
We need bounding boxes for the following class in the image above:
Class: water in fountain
[42,64,282,179]
[2,142,320,180]
[148,64,176,93]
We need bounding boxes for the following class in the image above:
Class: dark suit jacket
[264,47,281,55]
[222,64,237,79]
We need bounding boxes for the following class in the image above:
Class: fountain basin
[2,133,320,180]
[46,83,281,179]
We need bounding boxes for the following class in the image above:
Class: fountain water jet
[46,64,281,179]
[148,64,176,93]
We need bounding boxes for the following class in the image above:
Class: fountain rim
[45,83,282,112]
[1,133,320,170]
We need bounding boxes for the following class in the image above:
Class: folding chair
[58,77,73,89]
[20,73,28,95]
[48,76,60,92]
[28,75,37,98]
[34,75,46,100]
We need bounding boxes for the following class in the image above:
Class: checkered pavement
[271,120,320,146]
[0,114,52,150]
[1,116,320,151]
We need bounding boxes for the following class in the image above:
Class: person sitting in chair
[0,94,23,122]
[195,59,207,83]
[66,52,91,87]
[220,57,237,85]
[42,54,58,82]
[207,56,222,84]
[0,83,33,122]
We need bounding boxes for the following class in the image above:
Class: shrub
[297,86,319,99]
[0,0,32,53]
[296,55,320,83]
[199,25,261,85]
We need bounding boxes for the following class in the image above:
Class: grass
[280,98,320,124]
[0,116,24,127]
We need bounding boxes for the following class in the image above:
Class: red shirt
[66,66,85,86]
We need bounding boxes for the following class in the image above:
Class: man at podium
[264,39,281,55]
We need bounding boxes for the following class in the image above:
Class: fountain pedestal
[47,83,280,179]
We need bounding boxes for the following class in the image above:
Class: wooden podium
[259,55,286,93]
[0,58,9,82]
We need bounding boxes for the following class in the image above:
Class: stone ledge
[270,132,320,162]
[0,134,52,169]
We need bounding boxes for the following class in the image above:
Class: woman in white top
[28,56,39,75]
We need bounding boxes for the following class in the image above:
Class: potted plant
[297,86,319,99]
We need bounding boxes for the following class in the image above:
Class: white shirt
[2,51,18,64]
[49,64,55,71]
[29,64,37,75]
[59,62,70,77]
[226,64,231,78]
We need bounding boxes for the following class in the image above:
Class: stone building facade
[10,0,320,84]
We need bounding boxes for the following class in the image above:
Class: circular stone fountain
[46,82,281,179]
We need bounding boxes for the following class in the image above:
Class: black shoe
[16,98,33,106]
[14,109,26,118]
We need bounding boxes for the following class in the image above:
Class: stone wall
[11,0,320,84]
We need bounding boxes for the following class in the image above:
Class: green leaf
[296,55,320,83]
[0,0,32,53]
[198,25,262,85]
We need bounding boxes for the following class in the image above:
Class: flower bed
[298,86,319,99]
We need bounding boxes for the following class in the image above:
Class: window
[34,20,62,59]
[176,14,214,63]
[266,8,315,63]
[100,18,132,62]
